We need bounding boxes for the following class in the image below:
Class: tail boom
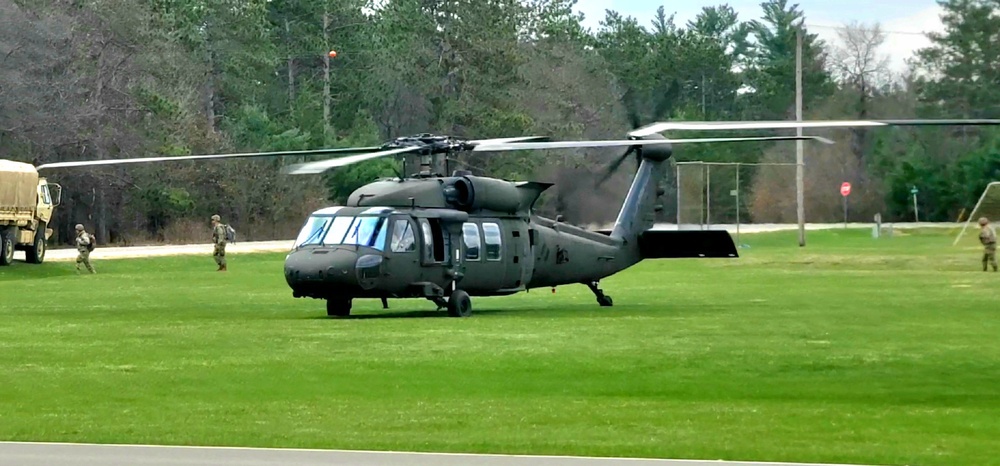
[609,158,660,242]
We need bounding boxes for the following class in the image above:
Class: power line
[278,24,934,60]
[805,23,932,36]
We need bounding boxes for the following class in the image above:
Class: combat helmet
[75,224,84,231]
[979,217,990,226]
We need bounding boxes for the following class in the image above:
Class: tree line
[1,0,998,245]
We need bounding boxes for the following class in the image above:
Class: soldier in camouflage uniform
[979,217,998,272]
[74,224,96,274]
[211,214,227,271]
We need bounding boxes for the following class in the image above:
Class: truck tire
[0,229,13,266]
[25,226,45,264]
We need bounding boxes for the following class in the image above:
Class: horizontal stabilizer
[637,230,738,258]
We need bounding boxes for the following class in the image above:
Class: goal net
[675,162,742,230]
[674,161,795,231]
[954,181,1000,246]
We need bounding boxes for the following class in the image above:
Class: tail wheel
[0,229,13,266]
[25,225,46,264]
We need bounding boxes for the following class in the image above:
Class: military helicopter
[31,118,1000,317]
[278,131,831,317]
[274,118,1000,317]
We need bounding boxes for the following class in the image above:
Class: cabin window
[483,222,502,261]
[40,185,52,205]
[420,220,436,262]
[430,219,447,262]
[420,219,447,262]
[462,222,481,260]
[390,219,416,252]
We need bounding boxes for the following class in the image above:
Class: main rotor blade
[594,147,637,188]
[469,136,550,145]
[605,148,633,174]
[35,146,383,170]
[283,146,422,175]
[629,119,1000,137]
[472,135,833,152]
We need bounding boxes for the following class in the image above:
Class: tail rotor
[596,82,682,187]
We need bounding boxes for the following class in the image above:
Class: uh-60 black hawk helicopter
[32,118,1000,317]
[279,130,820,318]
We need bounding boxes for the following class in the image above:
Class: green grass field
[2,228,999,465]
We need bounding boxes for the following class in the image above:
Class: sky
[573,0,945,73]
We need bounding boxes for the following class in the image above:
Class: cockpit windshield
[294,216,331,247]
[293,214,389,250]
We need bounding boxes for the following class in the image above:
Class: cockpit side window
[391,219,416,252]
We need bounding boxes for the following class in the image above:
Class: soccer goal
[954,181,1000,246]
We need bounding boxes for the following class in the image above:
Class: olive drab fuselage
[283,176,628,301]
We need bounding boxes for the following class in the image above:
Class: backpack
[86,233,96,252]
[224,224,236,243]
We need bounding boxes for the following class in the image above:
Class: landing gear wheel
[447,289,472,317]
[326,298,352,317]
[0,229,13,266]
[26,229,45,264]
[598,295,613,307]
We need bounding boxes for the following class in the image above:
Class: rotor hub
[383,134,473,155]
[632,133,672,162]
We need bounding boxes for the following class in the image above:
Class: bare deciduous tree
[831,22,891,96]
[829,21,891,166]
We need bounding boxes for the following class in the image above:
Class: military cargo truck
[0,160,61,265]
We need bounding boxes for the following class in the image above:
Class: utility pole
[322,7,331,139]
[795,25,805,247]
[286,18,294,112]
[701,73,706,117]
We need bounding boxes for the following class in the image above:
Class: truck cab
[34,178,60,239]
[0,159,60,266]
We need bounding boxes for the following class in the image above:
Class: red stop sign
[840,182,851,197]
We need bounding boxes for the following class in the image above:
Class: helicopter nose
[284,248,360,297]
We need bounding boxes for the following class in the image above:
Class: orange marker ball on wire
[328,50,337,58]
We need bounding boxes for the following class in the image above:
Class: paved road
[0,442,870,466]
[16,240,294,263]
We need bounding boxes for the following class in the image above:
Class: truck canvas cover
[0,160,39,219]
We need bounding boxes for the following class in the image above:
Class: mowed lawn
[1,228,999,465]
